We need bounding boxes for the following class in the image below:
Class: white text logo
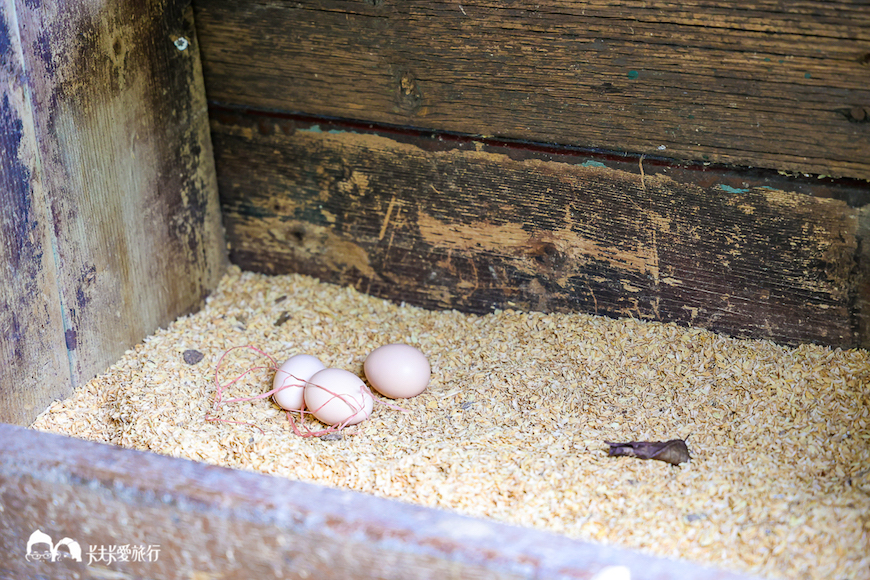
[87,544,161,565]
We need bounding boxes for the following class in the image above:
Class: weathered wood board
[0,0,72,426]
[212,109,869,348]
[0,0,226,426]
[0,424,757,580]
[193,0,870,180]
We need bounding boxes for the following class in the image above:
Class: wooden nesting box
[1,0,867,578]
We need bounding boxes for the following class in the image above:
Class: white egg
[304,368,373,426]
[272,354,326,411]
[364,343,430,399]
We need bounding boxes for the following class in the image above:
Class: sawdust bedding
[31,266,870,579]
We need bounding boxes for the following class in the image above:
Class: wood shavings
[30,265,870,580]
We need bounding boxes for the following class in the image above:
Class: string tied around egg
[205,345,409,437]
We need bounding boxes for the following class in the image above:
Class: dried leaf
[605,439,690,465]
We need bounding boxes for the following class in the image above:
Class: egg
[364,343,430,399]
[272,354,326,411]
[304,368,373,426]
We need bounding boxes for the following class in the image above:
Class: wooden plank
[0,0,226,425]
[212,108,869,348]
[0,1,72,425]
[193,0,870,180]
[0,424,758,579]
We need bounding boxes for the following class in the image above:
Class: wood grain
[193,0,870,179]
[0,0,226,425]
[0,0,72,426]
[0,423,756,579]
[213,109,869,347]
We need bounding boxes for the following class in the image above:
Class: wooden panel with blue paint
[212,108,869,347]
[0,0,226,426]
[192,0,870,180]
[0,0,71,425]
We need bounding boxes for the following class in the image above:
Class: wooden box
[1,1,867,578]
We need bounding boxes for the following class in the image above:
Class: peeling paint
[416,210,661,282]
[215,109,867,347]
[301,124,350,135]
[0,0,226,427]
[337,170,370,196]
[718,185,749,194]
[417,212,530,253]
[257,218,376,279]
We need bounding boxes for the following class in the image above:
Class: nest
[32,266,870,579]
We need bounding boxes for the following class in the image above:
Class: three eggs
[271,343,430,426]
